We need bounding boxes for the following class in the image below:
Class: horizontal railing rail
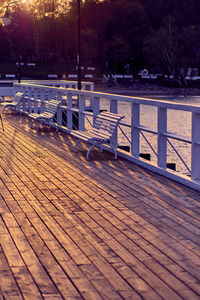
[16,79,94,91]
[13,82,200,191]
[0,80,94,100]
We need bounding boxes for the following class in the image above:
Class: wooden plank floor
[0,110,200,300]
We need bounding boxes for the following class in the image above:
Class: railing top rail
[2,79,93,84]
[17,79,93,84]
[14,82,200,112]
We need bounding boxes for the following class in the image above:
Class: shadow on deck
[0,111,199,300]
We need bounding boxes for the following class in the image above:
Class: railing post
[110,99,118,148]
[22,96,27,112]
[51,87,58,100]
[131,103,140,158]
[47,88,54,100]
[110,99,117,113]
[27,86,31,99]
[79,94,85,130]
[56,105,62,126]
[13,83,18,94]
[40,90,46,112]
[17,96,22,111]
[191,112,200,180]
[29,98,34,113]
[56,90,63,101]
[67,93,73,130]
[33,100,38,113]
[90,82,94,91]
[23,85,28,97]
[157,107,167,168]
[33,88,39,113]
[91,96,100,125]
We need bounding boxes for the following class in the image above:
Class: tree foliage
[0,0,200,78]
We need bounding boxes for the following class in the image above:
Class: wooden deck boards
[0,111,199,299]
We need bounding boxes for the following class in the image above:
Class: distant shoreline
[94,82,200,97]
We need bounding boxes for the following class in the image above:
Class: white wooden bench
[70,112,124,160]
[28,99,61,132]
[1,92,24,115]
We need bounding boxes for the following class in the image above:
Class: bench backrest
[13,92,24,104]
[45,99,61,115]
[91,112,124,139]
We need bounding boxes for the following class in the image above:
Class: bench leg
[100,144,118,159]
[0,114,4,132]
[31,118,49,131]
[74,140,81,153]
[109,145,118,159]
[86,144,96,160]
[36,120,50,132]
[36,123,41,132]
[74,140,118,160]
[2,106,13,115]
[2,107,6,114]
[30,119,36,129]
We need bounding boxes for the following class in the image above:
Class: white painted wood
[79,94,85,130]
[110,99,117,114]
[27,97,32,113]
[110,99,118,148]
[91,96,100,125]
[158,107,167,168]
[33,99,39,113]
[191,112,200,180]
[67,93,73,130]
[131,103,140,158]
[56,105,62,126]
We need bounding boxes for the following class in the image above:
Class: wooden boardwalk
[0,110,200,300]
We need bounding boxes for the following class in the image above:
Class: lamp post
[77,0,81,90]
[1,0,22,83]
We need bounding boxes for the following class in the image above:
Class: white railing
[0,80,94,100]
[17,79,94,91]
[13,82,200,191]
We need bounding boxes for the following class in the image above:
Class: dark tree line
[1,0,200,78]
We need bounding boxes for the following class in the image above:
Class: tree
[144,16,187,85]
[94,0,149,73]
[182,25,200,69]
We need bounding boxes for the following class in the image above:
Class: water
[94,94,200,175]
